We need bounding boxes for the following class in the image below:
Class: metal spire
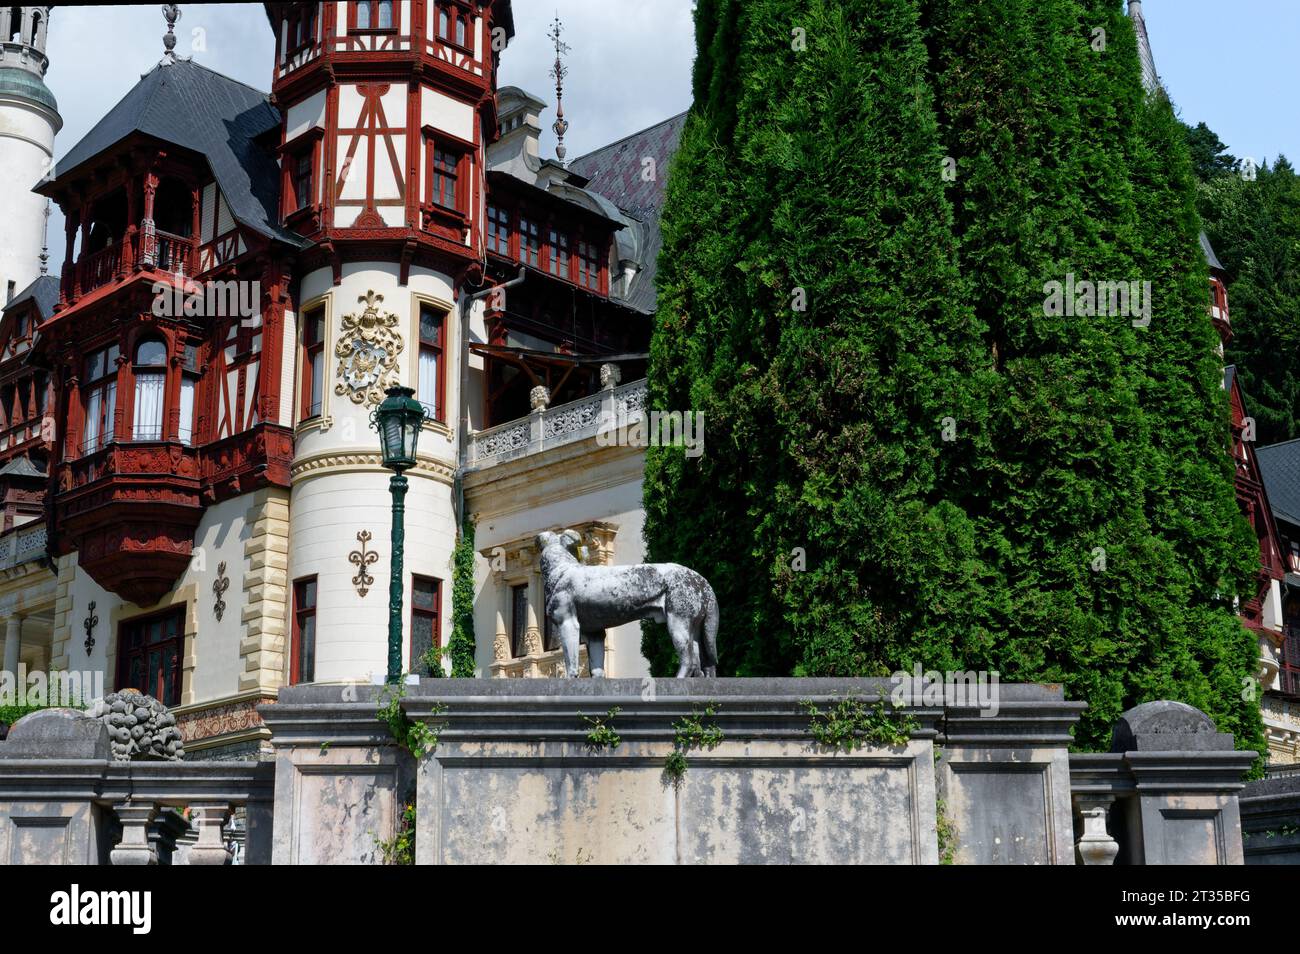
[39,200,50,276]
[548,13,570,164]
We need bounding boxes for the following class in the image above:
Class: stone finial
[0,707,111,759]
[86,688,185,761]
[1110,700,1230,753]
[599,363,621,390]
[161,4,182,64]
[530,385,551,411]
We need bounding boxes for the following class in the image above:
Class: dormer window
[578,238,602,292]
[548,227,570,278]
[519,216,540,268]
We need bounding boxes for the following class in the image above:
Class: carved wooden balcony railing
[71,229,197,298]
[78,243,121,294]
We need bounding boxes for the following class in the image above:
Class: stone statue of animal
[536,529,719,678]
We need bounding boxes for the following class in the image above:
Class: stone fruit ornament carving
[335,290,405,408]
[86,689,185,761]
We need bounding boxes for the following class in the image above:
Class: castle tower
[0,5,60,303]
[269,1,515,683]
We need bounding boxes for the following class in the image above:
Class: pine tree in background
[1125,85,1265,758]
[1199,159,1300,445]
[1183,120,1239,182]
[645,0,995,678]
[647,0,1265,757]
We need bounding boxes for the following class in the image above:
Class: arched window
[132,338,167,441]
[30,11,40,46]
[355,1,370,29]
[7,8,20,43]
[377,0,392,29]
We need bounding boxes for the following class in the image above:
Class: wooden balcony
[69,228,197,299]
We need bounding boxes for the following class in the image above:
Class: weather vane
[548,13,570,164]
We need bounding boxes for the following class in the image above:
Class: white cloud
[40,1,695,273]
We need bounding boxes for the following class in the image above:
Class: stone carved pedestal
[110,803,158,865]
[1073,794,1119,865]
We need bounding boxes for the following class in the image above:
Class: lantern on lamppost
[370,385,430,683]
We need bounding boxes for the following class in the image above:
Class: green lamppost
[371,385,430,684]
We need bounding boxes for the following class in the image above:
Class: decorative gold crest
[334,290,404,407]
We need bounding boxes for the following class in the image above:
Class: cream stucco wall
[289,261,463,683]
[468,440,650,679]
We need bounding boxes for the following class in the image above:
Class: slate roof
[2,275,58,322]
[0,457,45,479]
[1201,231,1224,271]
[569,111,687,314]
[1258,438,1300,528]
[42,59,306,247]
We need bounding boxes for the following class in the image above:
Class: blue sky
[32,2,1299,273]
[1143,0,1300,168]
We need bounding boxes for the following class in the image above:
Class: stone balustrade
[0,688,1280,865]
[467,377,647,469]
[0,709,272,865]
[0,521,47,574]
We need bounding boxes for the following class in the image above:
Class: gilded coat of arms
[334,290,404,407]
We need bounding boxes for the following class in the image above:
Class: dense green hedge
[644,0,1263,759]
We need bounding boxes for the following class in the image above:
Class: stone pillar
[2,616,21,677]
[187,802,233,865]
[1109,701,1256,865]
[0,709,111,865]
[525,558,543,670]
[1073,794,1119,865]
[259,686,411,865]
[110,803,158,865]
[529,385,549,451]
[491,572,509,673]
[937,684,1084,864]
